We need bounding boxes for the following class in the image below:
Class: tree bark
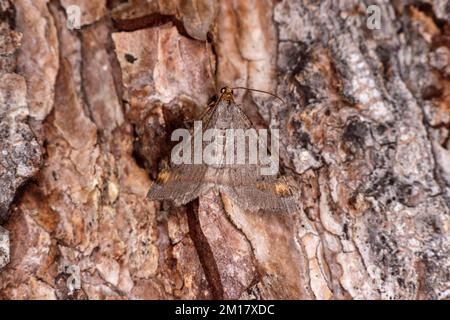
[0,0,449,299]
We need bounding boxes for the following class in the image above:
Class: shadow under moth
[147,87,297,214]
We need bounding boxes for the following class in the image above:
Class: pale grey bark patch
[0,226,9,269]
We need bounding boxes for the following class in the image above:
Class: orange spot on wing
[157,170,171,183]
[275,182,291,196]
[256,182,267,190]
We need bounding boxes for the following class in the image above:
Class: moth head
[220,86,234,102]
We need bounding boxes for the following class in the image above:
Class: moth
[147,87,297,213]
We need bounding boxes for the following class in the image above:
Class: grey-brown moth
[147,87,297,213]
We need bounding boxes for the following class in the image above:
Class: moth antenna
[232,87,286,105]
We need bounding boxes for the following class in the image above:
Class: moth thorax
[220,86,234,102]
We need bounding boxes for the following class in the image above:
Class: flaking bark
[0,0,448,299]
